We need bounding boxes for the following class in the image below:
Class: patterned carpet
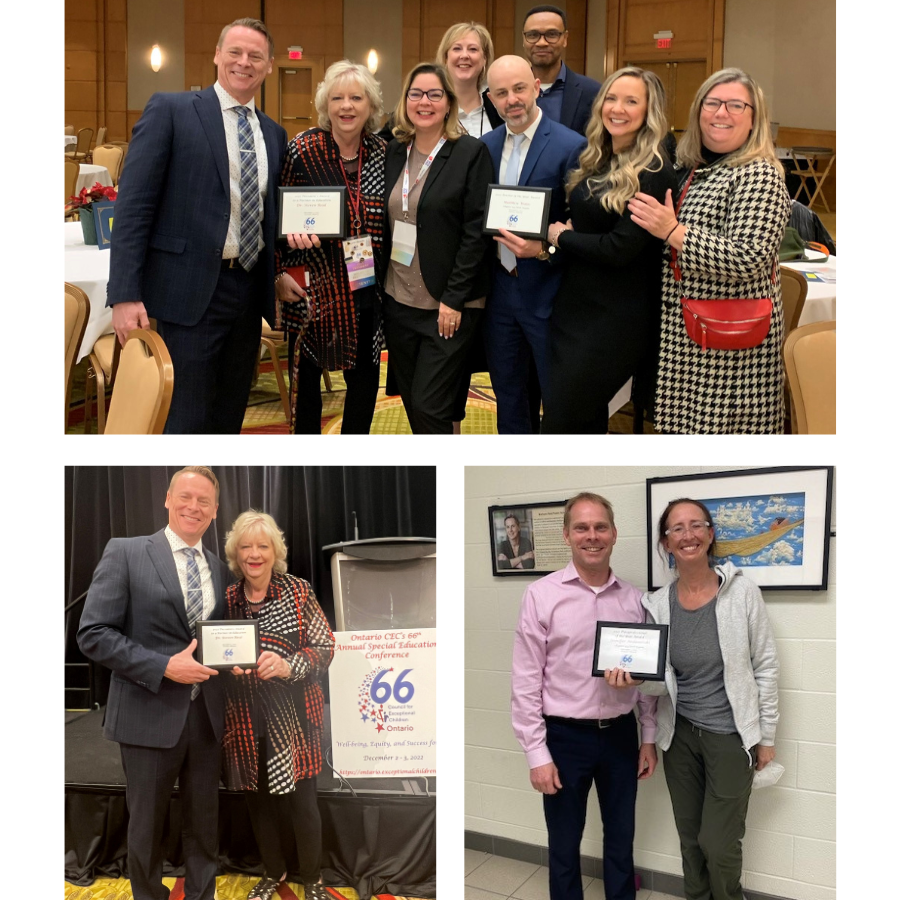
[64,876,357,899]
[66,349,651,434]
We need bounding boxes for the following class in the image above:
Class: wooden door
[278,63,320,140]
[627,59,707,135]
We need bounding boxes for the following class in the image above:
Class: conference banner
[328,628,437,778]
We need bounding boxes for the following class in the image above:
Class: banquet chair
[65,159,79,203]
[64,283,90,432]
[95,126,107,148]
[84,332,121,435]
[93,144,124,186]
[779,266,808,334]
[259,322,292,421]
[783,320,836,434]
[65,125,75,135]
[65,128,93,162]
[104,330,174,434]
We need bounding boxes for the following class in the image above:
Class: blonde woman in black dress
[541,67,677,434]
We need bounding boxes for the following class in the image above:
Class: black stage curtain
[64,466,436,708]
[65,789,436,898]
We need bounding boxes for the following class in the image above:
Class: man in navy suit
[523,5,601,137]
[106,19,288,433]
[78,467,230,900]
[482,56,586,434]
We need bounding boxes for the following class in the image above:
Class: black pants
[156,262,263,434]
[292,308,380,434]
[543,714,639,900]
[119,698,221,900]
[245,743,321,884]
[382,294,482,434]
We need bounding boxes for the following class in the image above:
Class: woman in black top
[541,67,677,434]
[381,63,493,434]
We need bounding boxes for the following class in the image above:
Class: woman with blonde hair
[221,510,335,900]
[628,68,791,433]
[541,66,678,433]
[380,62,493,433]
[277,60,387,434]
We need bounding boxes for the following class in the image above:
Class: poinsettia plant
[67,181,117,211]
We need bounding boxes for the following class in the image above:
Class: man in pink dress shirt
[511,492,658,900]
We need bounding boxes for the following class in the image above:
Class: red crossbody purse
[671,168,774,352]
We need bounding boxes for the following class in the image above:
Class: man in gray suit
[78,467,230,900]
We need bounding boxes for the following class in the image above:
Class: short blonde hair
[677,68,781,172]
[436,22,494,92]
[168,466,219,502]
[392,63,465,144]
[224,510,288,578]
[314,60,384,134]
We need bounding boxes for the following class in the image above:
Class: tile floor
[465,851,683,900]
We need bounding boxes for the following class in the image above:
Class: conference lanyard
[402,137,446,215]
[338,143,365,235]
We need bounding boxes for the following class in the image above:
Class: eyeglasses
[407,88,445,102]
[523,30,565,44]
[665,521,710,537]
[701,97,753,114]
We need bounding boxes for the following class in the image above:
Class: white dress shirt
[164,525,216,621]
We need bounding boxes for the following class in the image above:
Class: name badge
[391,220,417,267]
[343,235,376,290]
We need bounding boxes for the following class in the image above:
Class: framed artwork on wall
[488,501,571,576]
[646,466,834,591]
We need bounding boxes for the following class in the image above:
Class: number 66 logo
[370,668,415,704]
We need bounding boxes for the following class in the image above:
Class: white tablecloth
[66,222,112,362]
[76,164,112,193]
[782,253,837,326]
[65,135,77,149]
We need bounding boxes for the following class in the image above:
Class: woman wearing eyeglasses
[627,69,791,434]
[606,497,779,900]
[381,63,493,433]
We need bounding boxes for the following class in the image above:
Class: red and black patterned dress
[222,573,335,793]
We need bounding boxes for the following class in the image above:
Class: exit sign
[288,45,303,60]
[657,38,672,49]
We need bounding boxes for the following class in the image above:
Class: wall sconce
[150,45,162,72]
[367,50,379,74]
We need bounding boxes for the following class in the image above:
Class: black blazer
[558,67,603,137]
[382,135,494,312]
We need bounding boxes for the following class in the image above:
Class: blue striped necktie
[182,547,204,699]
[236,106,261,271]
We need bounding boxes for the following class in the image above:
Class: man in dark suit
[106,18,288,433]
[523,5,602,137]
[482,56,586,434]
[78,467,230,900]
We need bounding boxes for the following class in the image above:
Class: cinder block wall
[465,466,836,900]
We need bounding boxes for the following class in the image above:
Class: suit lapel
[147,530,191,634]
[417,139,452,207]
[258,111,282,191]
[559,69,580,131]
[519,117,551,185]
[194,86,230,197]
[203,546,225,617]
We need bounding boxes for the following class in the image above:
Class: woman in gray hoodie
[607,497,778,900]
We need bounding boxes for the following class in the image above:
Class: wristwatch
[536,242,556,261]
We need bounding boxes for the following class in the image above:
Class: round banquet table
[781,252,837,326]
[75,163,113,193]
[65,135,77,150]
[65,222,112,362]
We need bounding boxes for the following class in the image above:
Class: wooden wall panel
[183,0,261,92]
[566,0,588,78]
[491,0,516,59]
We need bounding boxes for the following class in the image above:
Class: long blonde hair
[566,67,669,213]
[435,22,494,92]
[677,68,782,173]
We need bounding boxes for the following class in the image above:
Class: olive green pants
[663,714,755,900]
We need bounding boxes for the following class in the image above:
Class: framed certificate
[483,185,552,240]
[592,622,668,681]
[278,186,347,239]
[196,620,260,670]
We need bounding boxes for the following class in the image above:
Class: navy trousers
[543,714,639,900]
[156,262,263,434]
[484,265,551,434]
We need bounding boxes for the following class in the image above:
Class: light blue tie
[236,106,261,271]
[182,547,204,699]
[501,133,526,272]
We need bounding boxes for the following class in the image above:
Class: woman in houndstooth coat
[629,68,791,434]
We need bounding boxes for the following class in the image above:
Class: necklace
[243,583,267,607]
[340,152,359,161]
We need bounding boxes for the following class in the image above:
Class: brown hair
[168,466,219,503]
[392,63,465,144]
[563,492,615,530]
[657,498,718,559]
[217,18,275,59]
